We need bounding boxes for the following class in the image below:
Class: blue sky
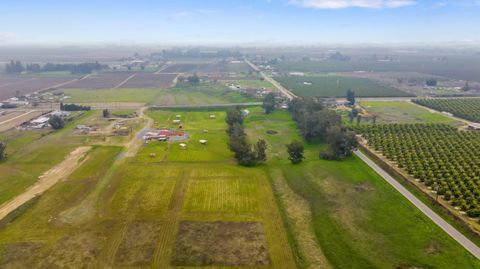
[0,0,479,45]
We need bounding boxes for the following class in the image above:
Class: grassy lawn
[359,101,459,124]
[243,108,480,269]
[276,75,412,97]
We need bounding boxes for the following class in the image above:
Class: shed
[468,123,480,131]
[199,139,208,145]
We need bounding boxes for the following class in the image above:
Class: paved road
[354,150,480,260]
[244,59,297,100]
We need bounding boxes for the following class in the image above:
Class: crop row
[413,98,480,122]
[357,123,480,217]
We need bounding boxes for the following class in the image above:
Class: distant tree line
[60,103,91,111]
[152,48,241,59]
[289,97,357,160]
[226,107,267,166]
[6,60,107,74]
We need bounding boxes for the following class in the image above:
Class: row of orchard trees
[358,123,480,218]
[413,98,480,123]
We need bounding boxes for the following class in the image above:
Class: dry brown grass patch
[171,221,270,267]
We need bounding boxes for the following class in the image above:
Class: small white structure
[173,119,181,124]
[468,123,480,131]
[242,109,250,117]
[209,114,216,119]
[203,129,209,133]
[31,116,50,125]
[176,115,181,118]
[179,143,187,149]
[51,110,70,117]
[199,139,208,145]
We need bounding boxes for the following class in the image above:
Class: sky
[1,0,480,45]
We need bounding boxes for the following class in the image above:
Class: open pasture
[359,101,458,124]
[0,108,296,268]
[243,110,480,269]
[276,75,412,97]
[119,73,177,88]
[62,82,257,105]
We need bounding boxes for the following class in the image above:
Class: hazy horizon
[1,0,480,46]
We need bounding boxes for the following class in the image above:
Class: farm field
[62,82,257,105]
[413,98,480,123]
[276,75,412,97]
[243,108,480,268]
[118,73,177,88]
[0,111,97,206]
[0,109,296,268]
[0,76,78,100]
[162,62,251,74]
[225,79,276,89]
[359,101,458,124]
[358,124,480,229]
[61,72,135,89]
[275,56,480,82]
[63,88,163,104]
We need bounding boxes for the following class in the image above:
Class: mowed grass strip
[184,176,260,213]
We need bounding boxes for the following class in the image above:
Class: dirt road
[0,146,91,221]
[354,150,480,260]
[113,73,137,89]
[0,110,46,132]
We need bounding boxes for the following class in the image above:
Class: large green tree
[286,140,305,164]
[262,93,276,114]
[49,115,65,130]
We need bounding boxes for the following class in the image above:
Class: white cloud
[290,0,417,9]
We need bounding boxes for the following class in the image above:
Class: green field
[0,109,296,268]
[276,56,480,82]
[1,107,479,268]
[243,107,479,268]
[413,98,480,123]
[359,101,458,124]
[276,75,412,97]
[63,82,257,105]
[0,112,97,206]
